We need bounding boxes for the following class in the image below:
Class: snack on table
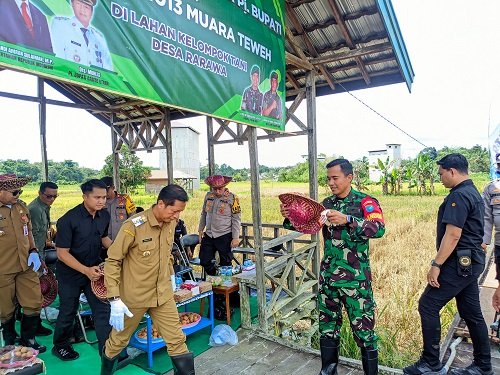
[198,281,212,293]
[0,346,38,369]
[179,312,201,328]
[206,275,222,286]
[174,288,192,302]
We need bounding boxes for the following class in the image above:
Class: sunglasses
[10,190,22,196]
[42,193,58,199]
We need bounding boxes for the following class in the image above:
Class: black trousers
[53,275,111,354]
[418,264,491,370]
[199,232,233,276]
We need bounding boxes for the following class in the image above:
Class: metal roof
[34,0,413,126]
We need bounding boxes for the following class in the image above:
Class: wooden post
[165,109,174,184]
[207,117,215,175]
[37,78,48,181]
[306,70,320,290]
[111,114,120,192]
[248,126,266,332]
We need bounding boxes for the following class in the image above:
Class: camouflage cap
[0,174,31,191]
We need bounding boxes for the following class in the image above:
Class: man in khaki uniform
[0,174,46,353]
[198,175,241,276]
[101,184,195,375]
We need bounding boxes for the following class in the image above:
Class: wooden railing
[233,223,319,339]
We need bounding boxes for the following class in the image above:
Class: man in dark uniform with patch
[101,185,194,375]
[280,159,385,375]
[198,175,241,276]
[241,65,263,114]
[404,154,493,375]
[0,174,46,353]
[52,179,113,361]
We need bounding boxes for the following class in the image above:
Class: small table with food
[0,346,43,375]
[128,291,214,369]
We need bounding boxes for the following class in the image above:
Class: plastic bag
[209,324,238,346]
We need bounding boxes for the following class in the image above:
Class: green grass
[20,178,482,368]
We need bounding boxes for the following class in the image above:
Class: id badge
[23,224,28,236]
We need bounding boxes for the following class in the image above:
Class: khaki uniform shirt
[28,197,50,251]
[0,201,32,274]
[198,190,241,239]
[104,192,136,241]
[104,207,176,308]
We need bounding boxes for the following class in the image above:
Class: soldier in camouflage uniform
[281,159,385,375]
[241,65,263,114]
[261,70,282,119]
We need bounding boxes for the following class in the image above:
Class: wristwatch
[346,215,353,224]
[430,259,442,269]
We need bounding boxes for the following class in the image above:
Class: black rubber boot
[1,317,17,345]
[19,314,46,353]
[361,347,378,375]
[100,348,119,375]
[319,337,339,375]
[171,352,195,375]
[36,317,52,336]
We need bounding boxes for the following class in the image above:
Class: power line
[337,82,428,148]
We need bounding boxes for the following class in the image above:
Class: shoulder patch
[231,196,241,214]
[361,196,384,223]
[123,229,135,237]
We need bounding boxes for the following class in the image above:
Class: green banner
[0,0,286,130]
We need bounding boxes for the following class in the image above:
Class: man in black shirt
[52,179,113,361]
[404,154,492,375]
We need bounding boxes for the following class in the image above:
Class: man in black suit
[0,0,52,53]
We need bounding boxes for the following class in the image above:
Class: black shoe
[449,364,494,375]
[52,346,80,361]
[36,318,52,336]
[171,352,195,375]
[101,348,118,375]
[403,358,446,375]
[18,338,46,353]
[319,337,339,375]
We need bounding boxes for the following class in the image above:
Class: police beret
[250,65,260,75]
[270,71,278,81]
[0,174,31,191]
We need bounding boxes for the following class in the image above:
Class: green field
[18,177,492,367]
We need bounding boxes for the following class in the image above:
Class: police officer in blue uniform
[51,0,112,70]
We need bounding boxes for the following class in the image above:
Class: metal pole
[38,78,48,181]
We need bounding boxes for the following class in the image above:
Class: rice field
[18,178,490,367]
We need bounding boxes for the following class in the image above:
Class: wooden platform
[165,329,365,375]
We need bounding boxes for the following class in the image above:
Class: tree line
[1,144,490,195]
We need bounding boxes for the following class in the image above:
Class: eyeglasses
[9,190,22,196]
[42,193,58,199]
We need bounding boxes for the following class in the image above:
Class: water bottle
[175,275,183,290]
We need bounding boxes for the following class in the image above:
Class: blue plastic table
[128,291,214,369]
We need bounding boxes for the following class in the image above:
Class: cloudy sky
[1,0,500,170]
